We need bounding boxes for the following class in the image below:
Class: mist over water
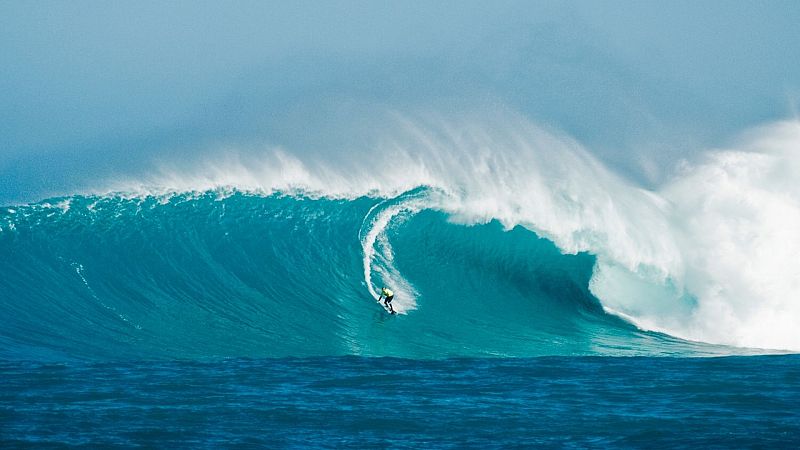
[3,1,800,202]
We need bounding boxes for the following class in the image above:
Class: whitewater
[2,111,799,358]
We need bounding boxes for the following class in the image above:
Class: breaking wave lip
[6,111,800,355]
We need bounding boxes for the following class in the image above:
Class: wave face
[0,190,727,360]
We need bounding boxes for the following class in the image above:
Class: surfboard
[376,296,396,314]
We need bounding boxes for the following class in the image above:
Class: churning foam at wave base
[663,122,800,350]
[111,112,800,351]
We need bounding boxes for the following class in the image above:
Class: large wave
[0,190,723,360]
[2,111,798,358]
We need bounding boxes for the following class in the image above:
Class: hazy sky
[2,0,799,203]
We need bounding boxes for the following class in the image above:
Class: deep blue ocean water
[2,191,799,447]
[3,356,799,448]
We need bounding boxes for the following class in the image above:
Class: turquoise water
[0,191,735,360]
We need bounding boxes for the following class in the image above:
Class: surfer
[378,287,395,314]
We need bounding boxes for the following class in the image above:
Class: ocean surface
[3,356,799,448]
[2,190,799,447]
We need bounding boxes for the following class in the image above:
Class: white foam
[359,192,435,314]
[657,121,800,350]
